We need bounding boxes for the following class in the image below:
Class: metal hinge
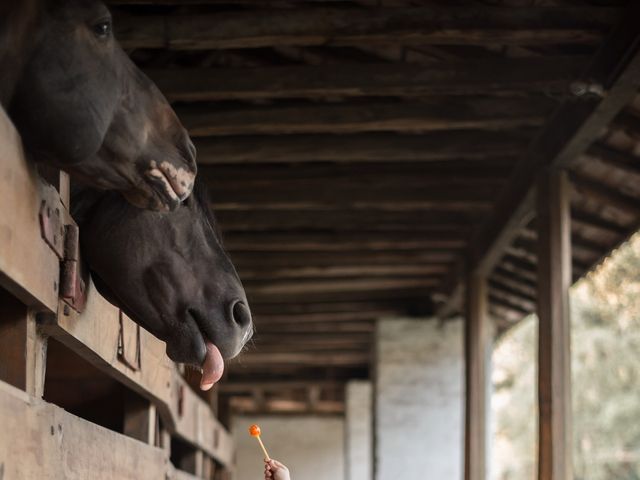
[39,194,88,313]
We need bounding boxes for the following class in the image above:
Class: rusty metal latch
[118,310,141,371]
[60,224,87,312]
[39,195,88,313]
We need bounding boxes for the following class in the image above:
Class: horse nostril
[231,300,252,330]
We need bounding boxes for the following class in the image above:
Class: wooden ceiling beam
[115,8,617,50]
[194,131,530,164]
[231,251,458,268]
[228,352,369,367]
[244,276,441,296]
[254,311,388,323]
[179,98,553,137]
[147,57,585,102]
[470,8,640,275]
[249,298,431,316]
[223,232,468,251]
[198,160,514,182]
[209,185,498,211]
[248,287,434,305]
[437,8,640,316]
[238,264,450,281]
[570,171,640,216]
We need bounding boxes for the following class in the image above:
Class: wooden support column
[536,169,572,480]
[464,271,491,480]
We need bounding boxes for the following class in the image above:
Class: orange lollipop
[248,424,270,460]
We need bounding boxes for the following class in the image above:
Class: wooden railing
[0,107,234,479]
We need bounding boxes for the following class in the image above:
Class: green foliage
[492,233,640,480]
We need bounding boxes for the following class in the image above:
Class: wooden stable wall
[0,107,233,479]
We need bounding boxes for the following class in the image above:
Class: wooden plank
[210,182,498,207]
[464,271,491,480]
[233,251,457,268]
[0,381,170,480]
[198,161,514,183]
[470,6,640,273]
[224,232,468,251]
[123,391,157,444]
[0,107,60,312]
[536,170,572,480]
[179,98,553,137]
[429,10,640,316]
[115,8,617,50]
[245,277,440,296]
[238,264,450,280]
[194,131,530,164]
[40,282,234,467]
[228,352,369,367]
[570,171,640,216]
[148,57,585,102]
[213,211,480,232]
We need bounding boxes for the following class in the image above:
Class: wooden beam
[210,184,497,211]
[194,131,530,164]
[250,298,432,316]
[233,251,457,268]
[198,160,514,183]
[429,10,640,316]
[41,280,235,466]
[223,232,468,251]
[536,169,572,480]
[470,7,640,275]
[218,212,476,234]
[239,264,450,280]
[147,57,585,102]
[179,98,553,137]
[0,107,60,312]
[0,381,172,480]
[115,8,617,50]
[244,276,441,296]
[464,271,491,480]
[250,322,375,334]
[228,352,369,367]
[570,171,640,216]
[586,142,640,176]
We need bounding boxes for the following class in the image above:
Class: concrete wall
[232,415,345,480]
[375,318,464,480]
[345,381,373,480]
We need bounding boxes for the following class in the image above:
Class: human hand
[264,459,291,480]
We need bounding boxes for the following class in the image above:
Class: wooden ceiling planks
[114,7,618,50]
[104,0,640,406]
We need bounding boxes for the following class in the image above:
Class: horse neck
[0,0,41,107]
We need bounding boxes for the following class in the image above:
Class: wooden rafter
[435,7,640,317]
[147,57,585,102]
[115,7,617,50]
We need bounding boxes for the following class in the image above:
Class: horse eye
[92,20,112,39]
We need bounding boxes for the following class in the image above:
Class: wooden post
[123,390,157,444]
[536,169,572,480]
[0,289,47,397]
[464,270,491,480]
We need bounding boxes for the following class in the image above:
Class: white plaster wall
[232,415,345,480]
[345,381,373,480]
[375,318,464,480]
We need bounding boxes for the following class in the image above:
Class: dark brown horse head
[74,182,253,390]
[6,0,196,211]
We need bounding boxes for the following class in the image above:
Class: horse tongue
[200,341,224,391]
